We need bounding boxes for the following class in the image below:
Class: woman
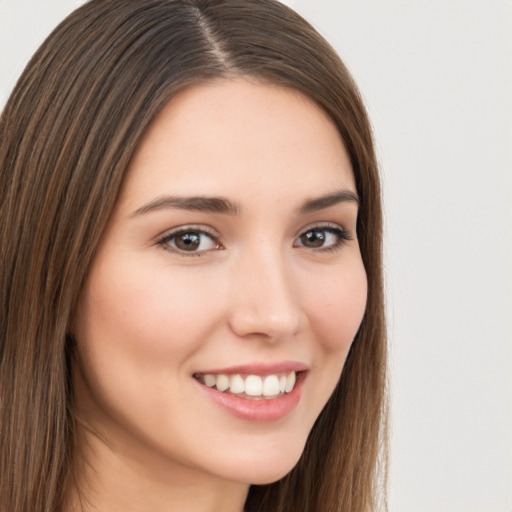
[0,1,387,511]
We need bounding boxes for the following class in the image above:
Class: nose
[227,249,304,341]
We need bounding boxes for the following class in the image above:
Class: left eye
[160,230,218,253]
[294,227,350,250]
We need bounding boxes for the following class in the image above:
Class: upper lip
[195,361,309,376]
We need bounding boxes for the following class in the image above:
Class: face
[72,79,367,487]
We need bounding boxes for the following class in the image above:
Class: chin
[221,438,306,486]
[247,466,297,486]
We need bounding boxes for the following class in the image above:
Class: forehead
[119,79,355,211]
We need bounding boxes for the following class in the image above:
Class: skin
[70,79,368,512]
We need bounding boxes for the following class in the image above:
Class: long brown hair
[0,1,387,510]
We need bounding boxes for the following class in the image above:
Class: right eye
[157,228,222,255]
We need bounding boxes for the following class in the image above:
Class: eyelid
[294,222,353,251]
[296,221,352,238]
[155,224,223,256]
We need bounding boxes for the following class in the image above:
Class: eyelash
[293,225,352,253]
[156,226,221,257]
[156,224,352,257]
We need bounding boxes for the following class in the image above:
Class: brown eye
[299,229,326,248]
[160,229,219,254]
[174,232,201,251]
[294,226,351,251]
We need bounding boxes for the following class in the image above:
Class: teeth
[230,374,245,394]
[204,374,217,387]
[279,375,286,393]
[263,375,280,397]
[199,371,297,398]
[245,375,263,396]
[284,371,296,393]
[216,374,230,392]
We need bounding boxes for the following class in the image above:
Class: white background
[1,1,511,511]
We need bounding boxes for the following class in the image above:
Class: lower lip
[195,372,306,422]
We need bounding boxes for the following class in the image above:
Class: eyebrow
[130,190,359,217]
[299,190,360,213]
[131,196,240,216]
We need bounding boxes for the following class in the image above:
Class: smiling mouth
[193,371,298,400]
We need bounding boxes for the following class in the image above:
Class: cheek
[296,257,367,421]
[75,258,224,365]
[301,259,368,354]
